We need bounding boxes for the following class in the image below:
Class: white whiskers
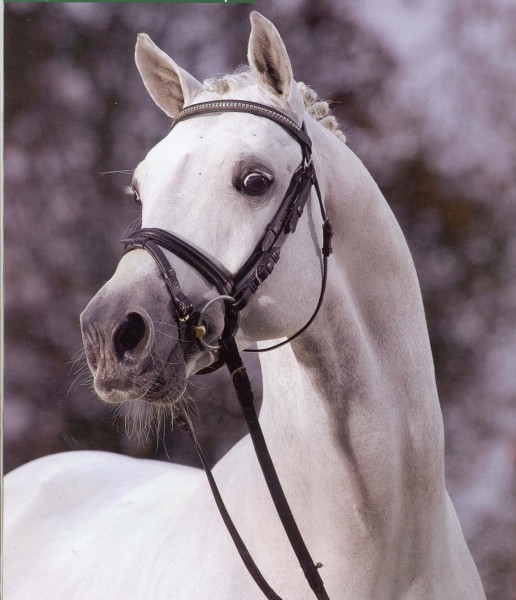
[67,347,94,398]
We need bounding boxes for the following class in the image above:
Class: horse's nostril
[115,312,147,358]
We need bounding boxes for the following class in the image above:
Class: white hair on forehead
[202,69,347,143]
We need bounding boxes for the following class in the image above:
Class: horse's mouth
[94,371,186,406]
[95,375,182,405]
[92,343,188,406]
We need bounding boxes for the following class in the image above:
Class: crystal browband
[171,100,311,148]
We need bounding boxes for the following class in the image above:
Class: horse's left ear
[248,12,294,102]
[135,33,202,118]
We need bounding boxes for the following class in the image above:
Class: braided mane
[202,71,346,143]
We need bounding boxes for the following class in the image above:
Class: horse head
[81,12,329,408]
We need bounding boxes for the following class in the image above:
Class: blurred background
[4,2,515,597]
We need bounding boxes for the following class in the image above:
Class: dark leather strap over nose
[122,232,240,359]
[122,236,195,321]
[123,228,234,299]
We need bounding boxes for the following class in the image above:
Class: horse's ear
[135,33,202,118]
[248,12,293,102]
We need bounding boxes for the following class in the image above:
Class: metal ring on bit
[195,295,237,350]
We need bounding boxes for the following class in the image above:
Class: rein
[121,100,332,600]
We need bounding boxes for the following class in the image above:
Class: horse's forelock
[202,67,255,95]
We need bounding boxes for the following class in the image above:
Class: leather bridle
[121,100,333,600]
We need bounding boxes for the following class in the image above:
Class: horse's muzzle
[80,284,186,404]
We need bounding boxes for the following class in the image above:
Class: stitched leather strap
[122,237,194,321]
[123,229,234,297]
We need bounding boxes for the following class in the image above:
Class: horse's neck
[257,122,449,578]
[263,118,445,446]
[305,119,442,443]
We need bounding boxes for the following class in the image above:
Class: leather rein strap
[121,100,332,600]
[221,336,330,600]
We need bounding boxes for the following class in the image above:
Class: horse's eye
[132,185,142,205]
[242,172,272,196]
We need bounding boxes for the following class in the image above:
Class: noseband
[121,100,332,600]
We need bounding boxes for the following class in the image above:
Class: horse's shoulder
[5,451,203,528]
[5,452,206,599]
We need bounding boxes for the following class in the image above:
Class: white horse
[4,12,485,600]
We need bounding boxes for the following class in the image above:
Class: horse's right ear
[135,34,202,118]
[248,12,294,102]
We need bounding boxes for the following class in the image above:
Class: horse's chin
[95,373,186,406]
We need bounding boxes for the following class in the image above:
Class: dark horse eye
[243,172,272,196]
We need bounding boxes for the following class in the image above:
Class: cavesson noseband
[121,100,333,600]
